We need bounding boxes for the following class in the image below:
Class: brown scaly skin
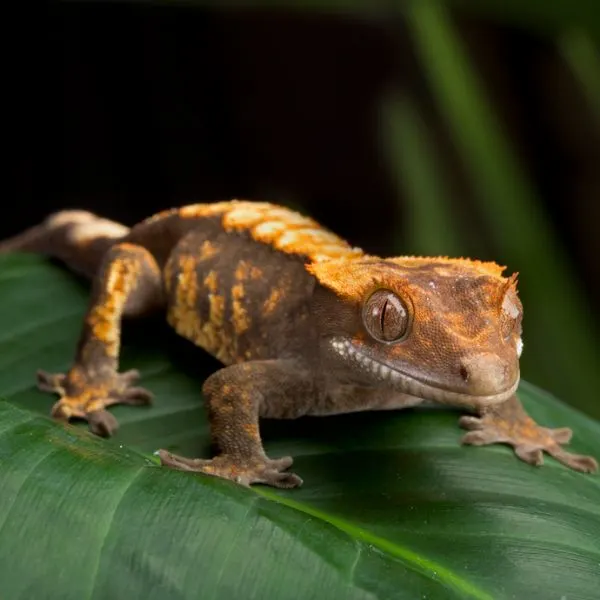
[1,201,597,488]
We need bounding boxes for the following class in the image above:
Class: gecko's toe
[157,450,207,471]
[266,456,294,471]
[118,369,142,386]
[546,426,572,444]
[458,415,485,431]
[459,412,598,474]
[259,470,303,489]
[514,445,544,466]
[461,428,507,446]
[50,397,74,422]
[50,396,119,437]
[158,450,302,488]
[545,446,598,473]
[87,409,119,437]
[36,370,67,394]
[119,386,154,406]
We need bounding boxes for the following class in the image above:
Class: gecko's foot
[459,413,598,473]
[37,368,153,437]
[157,450,303,489]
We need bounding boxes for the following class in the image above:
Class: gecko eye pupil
[363,289,409,342]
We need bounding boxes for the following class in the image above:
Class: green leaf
[0,254,599,599]
[559,29,600,125]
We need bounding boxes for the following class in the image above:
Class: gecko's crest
[306,254,512,303]
[151,200,364,263]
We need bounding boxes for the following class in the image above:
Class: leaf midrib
[255,488,494,600]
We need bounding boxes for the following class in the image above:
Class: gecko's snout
[459,352,516,396]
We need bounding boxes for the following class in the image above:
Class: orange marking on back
[164,200,364,264]
[177,201,270,220]
[235,260,251,281]
[178,205,219,219]
[167,257,235,364]
[231,259,263,284]
[199,240,218,261]
[263,287,284,315]
[233,261,263,282]
[203,270,225,330]
[209,294,225,329]
[167,256,201,343]
[250,266,263,279]
[204,271,218,294]
[222,206,267,228]
[232,283,251,335]
[244,205,362,263]
[252,220,288,241]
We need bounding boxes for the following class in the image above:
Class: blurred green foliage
[79,0,600,417]
[148,0,600,39]
[390,1,599,417]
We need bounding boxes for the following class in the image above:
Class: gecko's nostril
[459,353,514,394]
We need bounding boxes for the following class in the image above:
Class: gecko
[1,200,596,488]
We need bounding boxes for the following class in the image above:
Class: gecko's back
[0,201,362,367]
[122,201,364,365]
[160,221,316,365]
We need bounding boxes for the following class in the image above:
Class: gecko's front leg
[459,394,598,473]
[159,359,317,488]
[37,242,164,436]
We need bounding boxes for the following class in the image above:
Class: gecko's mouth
[330,338,519,407]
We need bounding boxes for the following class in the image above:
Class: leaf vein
[0,445,59,536]
[211,496,260,600]
[87,465,146,600]
[254,489,494,600]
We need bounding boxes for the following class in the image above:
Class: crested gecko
[1,201,596,487]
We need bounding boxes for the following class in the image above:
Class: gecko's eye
[363,289,409,342]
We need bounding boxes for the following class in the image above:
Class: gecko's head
[308,256,523,407]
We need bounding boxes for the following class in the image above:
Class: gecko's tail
[0,210,130,279]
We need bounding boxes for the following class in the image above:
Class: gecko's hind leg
[38,242,164,436]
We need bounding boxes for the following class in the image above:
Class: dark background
[10,1,600,416]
